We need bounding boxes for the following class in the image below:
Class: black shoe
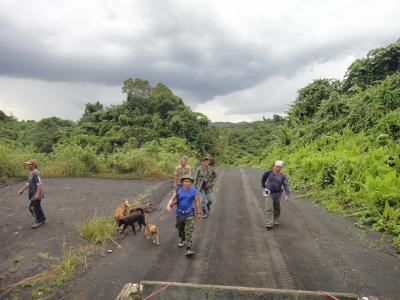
[207,203,211,212]
[265,225,273,230]
[186,247,194,256]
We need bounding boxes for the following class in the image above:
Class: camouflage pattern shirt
[195,166,217,192]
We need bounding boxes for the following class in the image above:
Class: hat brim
[180,178,194,183]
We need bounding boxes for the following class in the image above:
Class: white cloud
[0,77,122,121]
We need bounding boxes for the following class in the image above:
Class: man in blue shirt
[167,176,201,256]
[261,160,290,230]
[17,159,46,229]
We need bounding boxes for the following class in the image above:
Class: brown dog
[143,213,159,245]
[115,200,130,220]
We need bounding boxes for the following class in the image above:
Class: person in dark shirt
[261,160,290,229]
[17,159,46,229]
[167,176,201,256]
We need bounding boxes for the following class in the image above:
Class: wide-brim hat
[180,175,194,183]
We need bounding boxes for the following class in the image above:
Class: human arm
[261,170,271,189]
[173,167,179,190]
[282,175,290,202]
[166,191,177,212]
[34,183,43,200]
[17,183,29,195]
[32,173,43,200]
[194,193,201,220]
[193,168,201,188]
[173,175,178,190]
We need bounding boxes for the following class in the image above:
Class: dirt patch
[0,177,170,299]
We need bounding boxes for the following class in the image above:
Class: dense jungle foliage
[217,40,400,245]
[0,79,214,180]
[1,40,399,245]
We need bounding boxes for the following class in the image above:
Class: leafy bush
[43,144,104,177]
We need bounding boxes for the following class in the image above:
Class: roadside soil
[0,177,170,299]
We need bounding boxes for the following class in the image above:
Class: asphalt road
[60,167,400,300]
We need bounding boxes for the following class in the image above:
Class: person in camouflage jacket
[194,156,217,218]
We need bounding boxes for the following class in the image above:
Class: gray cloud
[0,0,399,121]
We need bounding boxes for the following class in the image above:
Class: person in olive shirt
[173,157,191,190]
[18,159,46,229]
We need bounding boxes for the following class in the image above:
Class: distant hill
[211,121,236,126]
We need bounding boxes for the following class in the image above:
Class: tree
[288,79,340,124]
[84,101,104,114]
[343,41,400,91]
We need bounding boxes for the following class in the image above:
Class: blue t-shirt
[176,186,197,217]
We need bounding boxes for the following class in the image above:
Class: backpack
[261,169,272,188]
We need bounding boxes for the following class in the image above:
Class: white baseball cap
[274,160,283,167]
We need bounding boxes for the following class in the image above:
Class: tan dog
[115,200,130,220]
[144,213,160,245]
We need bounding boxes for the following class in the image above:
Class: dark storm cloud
[1,0,400,122]
[0,2,365,102]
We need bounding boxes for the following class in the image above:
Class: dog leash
[319,291,341,300]
[142,281,174,300]
[154,208,168,219]
[154,202,177,219]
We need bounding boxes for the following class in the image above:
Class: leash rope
[142,281,174,300]
[319,291,341,300]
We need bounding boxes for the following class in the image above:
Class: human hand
[18,189,24,196]
[196,213,202,220]
[284,195,289,202]
[34,194,40,200]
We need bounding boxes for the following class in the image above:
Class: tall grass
[79,216,117,244]
[0,136,196,180]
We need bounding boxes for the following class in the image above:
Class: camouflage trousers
[176,216,194,248]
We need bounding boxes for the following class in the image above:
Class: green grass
[79,215,117,244]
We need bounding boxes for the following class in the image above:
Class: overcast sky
[0,0,399,122]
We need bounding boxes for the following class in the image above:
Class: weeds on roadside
[79,215,117,244]
[1,243,97,299]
